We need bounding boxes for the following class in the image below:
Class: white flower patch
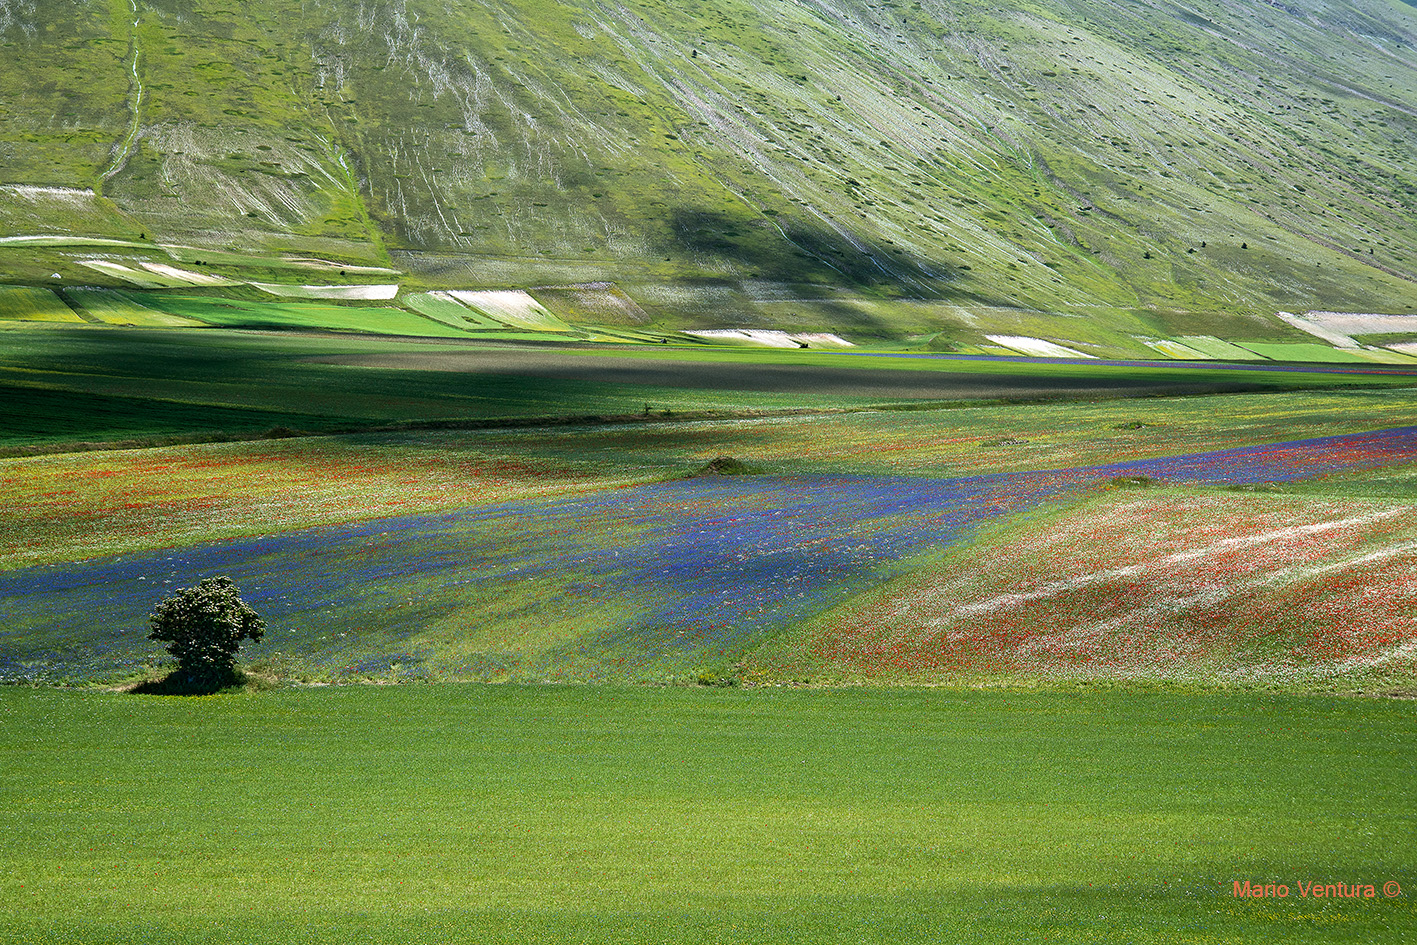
[446,290,563,328]
[138,263,237,286]
[682,329,853,348]
[984,335,1094,358]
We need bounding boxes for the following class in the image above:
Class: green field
[1,325,1413,453]
[62,289,204,328]
[0,382,349,448]
[1236,343,1377,364]
[2,0,1415,938]
[2,278,1415,943]
[1,685,1412,944]
[142,295,476,338]
[402,292,525,330]
[3,333,1416,941]
[0,287,84,323]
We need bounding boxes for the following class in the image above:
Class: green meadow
[1,324,1413,453]
[2,684,1413,944]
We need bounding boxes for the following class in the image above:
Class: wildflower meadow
[5,424,1417,685]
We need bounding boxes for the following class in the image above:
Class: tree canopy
[148,576,265,690]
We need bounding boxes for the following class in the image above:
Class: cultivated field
[747,485,1417,688]
[2,326,1414,453]
[5,375,1417,688]
[2,685,1413,944]
[2,0,1416,936]
[2,325,1415,944]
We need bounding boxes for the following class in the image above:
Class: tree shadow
[128,668,245,696]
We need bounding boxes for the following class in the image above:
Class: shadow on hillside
[664,208,989,301]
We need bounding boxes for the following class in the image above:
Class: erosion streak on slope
[96,0,143,196]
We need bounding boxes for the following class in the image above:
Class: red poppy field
[745,488,1417,687]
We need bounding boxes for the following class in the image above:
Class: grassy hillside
[0,0,1414,339]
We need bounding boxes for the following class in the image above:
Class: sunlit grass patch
[445,290,573,331]
[1237,342,1375,364]
[144,295,472,337]
[62,288,204,328]
[1,685,1413,943]
[0,286,83,323]
[74,260,192,289]
[1177,336,1267,360]
[401,291,507,329]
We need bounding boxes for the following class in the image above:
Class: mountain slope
[1,0,1415,338]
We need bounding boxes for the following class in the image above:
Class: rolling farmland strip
[61,288,204,328]
[748,491,1417,685]
[0,287,84,322]
[5,425,1417,684]
[142,296,473,337]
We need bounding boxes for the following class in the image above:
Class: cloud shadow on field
[663,207,989,302]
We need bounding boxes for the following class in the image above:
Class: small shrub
[698,455,758,476]
[144,576,265,694]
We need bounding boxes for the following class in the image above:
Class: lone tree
[148,576,265,690]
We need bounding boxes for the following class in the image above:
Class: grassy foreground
[1,684,1413,943]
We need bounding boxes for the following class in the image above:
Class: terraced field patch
[401,291,510,329]
[144,295,471,337]
[0,287,82,323]
[249,282,400,300]
[62,289,204,328]
[1237,342,1381,364]
[446,290,572,331]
